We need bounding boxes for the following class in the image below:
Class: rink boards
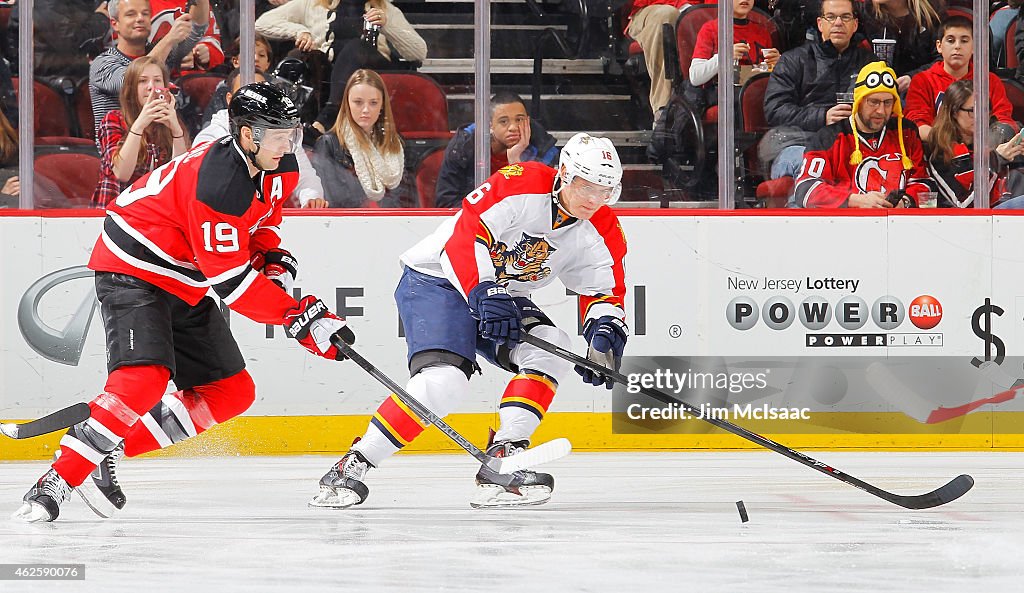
[4,210,1024,458]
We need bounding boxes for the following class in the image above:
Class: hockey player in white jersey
[310,133,629,509]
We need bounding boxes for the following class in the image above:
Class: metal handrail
[530,0,589,117]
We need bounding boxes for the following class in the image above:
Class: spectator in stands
[0,99,17,206]
[91,56,190,208]
[202,34,276,127]
[256,0,333,55]
[89,0,210,136]
[857,0,941,93]
[792,61,929,208]
[625,1,685,121]
[195,73,325,208]
[310,0,426,134]
[905,16,1015,143]
[689,0,780,90]
[310,68,409,208]
[149,0,224,73]
[762,0,877,181]
[5,0,108,87]
[434,92,559,209]
[926,80,1024,208]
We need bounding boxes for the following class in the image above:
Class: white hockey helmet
[556,133,623,205]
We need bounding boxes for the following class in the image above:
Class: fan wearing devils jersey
[149,0,224,71]
[310,133,629,511]
[793,61,930,209]
[13,84,355,524]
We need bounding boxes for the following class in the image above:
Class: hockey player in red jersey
[792,61,931,209]
[13,84,355,523]
[309,133,629,509]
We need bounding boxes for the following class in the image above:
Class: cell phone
[154,87,168,102]
[1013,128,1024,146]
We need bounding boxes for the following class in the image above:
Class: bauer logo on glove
[283,296,355,361]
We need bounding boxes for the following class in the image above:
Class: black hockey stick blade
[330,335,571,478]
[1,403,90,439]
[519,333,974,510]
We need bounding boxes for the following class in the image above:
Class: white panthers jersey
[400,161,627,324]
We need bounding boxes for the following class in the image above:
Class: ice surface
[0,452,1020,592]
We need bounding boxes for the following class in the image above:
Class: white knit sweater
[255,0,427,62]
[256,0,332,52]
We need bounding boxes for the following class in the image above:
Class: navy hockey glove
[575,316,628,389]
[467,281,521,347]
[252,248,298,293]
[283,296,355,361]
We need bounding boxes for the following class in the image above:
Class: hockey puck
[736,500,749,523]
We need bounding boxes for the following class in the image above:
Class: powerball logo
[725,293,943,348]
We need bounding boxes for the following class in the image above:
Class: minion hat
[849,61,912,170]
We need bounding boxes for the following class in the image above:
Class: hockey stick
[330,335,572,477]
[519,333,974,510]
[1,403,90,439]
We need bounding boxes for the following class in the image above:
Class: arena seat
[414,148,446,208]
[179,73,226,116]
[380,73,451,168]
[12,78,71,137]
[33,152,101,208]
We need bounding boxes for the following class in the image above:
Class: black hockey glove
[252,248,298,293]
[575,316,628,389]
[467,281,521,347]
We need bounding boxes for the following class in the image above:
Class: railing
[528,0,589,117]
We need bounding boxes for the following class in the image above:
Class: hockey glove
[252,248,298,293]
[467,281,522,347]
[575,316,628,389]
[283,296,356,361]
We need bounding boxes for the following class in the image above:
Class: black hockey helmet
[229,82,300,138]
[229,82,302,170]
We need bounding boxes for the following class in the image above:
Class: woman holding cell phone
[91,57,191,208]
[925,80,1024,209]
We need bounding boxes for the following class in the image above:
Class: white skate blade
[308,486,362,509]
[11,501,54,523]
[469,484,552,509]
[488,438,572,474]
[0,422,18,439]
[77,487,116,519]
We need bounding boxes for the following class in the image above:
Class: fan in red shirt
[904,15,1016,144]
[13,84,355,523]
[688,0,779,88]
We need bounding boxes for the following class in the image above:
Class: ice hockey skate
[471,439,554,509]
[309,449,372,509]
[11,468,73,523]
[77,442,126,518]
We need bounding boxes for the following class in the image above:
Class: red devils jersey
[401,161,628,325]
[793,117,930,208]
[149,0,224,70]
[88,138,300,325]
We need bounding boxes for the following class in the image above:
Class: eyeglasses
[819,13,856,23]
[864,98,896,109]
[959,107,975,114]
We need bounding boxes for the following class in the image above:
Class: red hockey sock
[123,370,257,457]
[53,365,170,487]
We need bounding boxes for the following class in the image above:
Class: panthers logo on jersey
[490,233,556,283]
[854,154,906,193]
[498,164,525,179]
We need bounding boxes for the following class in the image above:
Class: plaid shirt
[91,110,169,208]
